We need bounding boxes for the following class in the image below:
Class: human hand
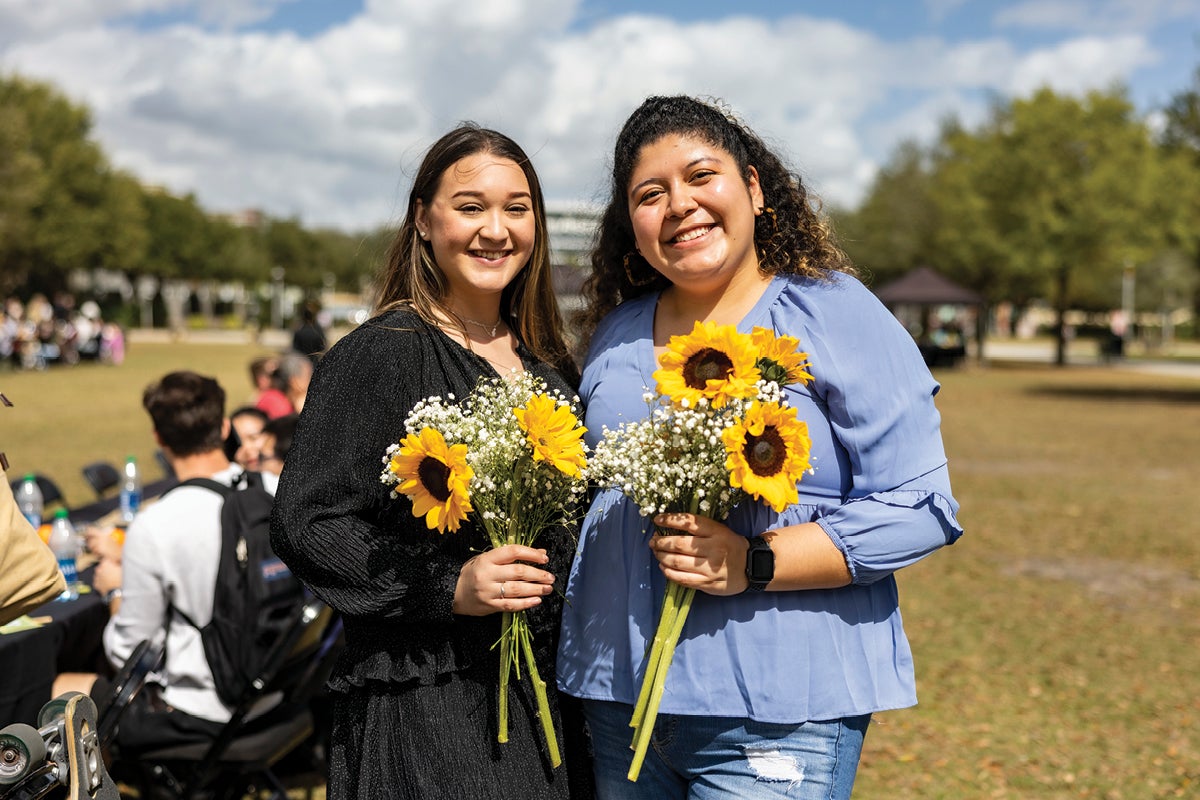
[649,512,749,596]
[93,556,122,597]
[84,525,123,562]
[452,545,555,616]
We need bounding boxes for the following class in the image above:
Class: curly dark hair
[374,123,576,382]
[574,95,855,348]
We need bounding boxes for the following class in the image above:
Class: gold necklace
[463,316,502,337]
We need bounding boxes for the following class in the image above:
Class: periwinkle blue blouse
[556,272,963,723]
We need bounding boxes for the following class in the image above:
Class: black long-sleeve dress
[270,309,588,799]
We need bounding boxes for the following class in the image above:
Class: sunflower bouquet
[586,320,815,782]
[380,372,587,767]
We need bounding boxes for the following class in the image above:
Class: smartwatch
[744,535,774,592]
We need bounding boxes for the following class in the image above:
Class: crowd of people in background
[1,292,125,370]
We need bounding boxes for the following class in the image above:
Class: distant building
[546,204,598,312]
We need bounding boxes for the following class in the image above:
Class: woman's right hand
[452,545,555,616]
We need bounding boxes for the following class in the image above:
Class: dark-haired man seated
[54,371,279,751]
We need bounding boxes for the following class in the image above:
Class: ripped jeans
[583,700,870,800]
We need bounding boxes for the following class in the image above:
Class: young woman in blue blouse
[557,95,964,799]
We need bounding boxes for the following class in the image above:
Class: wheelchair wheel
[37,690,85,728]
[0,723,47,786]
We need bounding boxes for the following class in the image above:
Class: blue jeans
[583,700,870,800]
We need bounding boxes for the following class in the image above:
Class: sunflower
[653,321,760,408]
[513,393,588,477]
[722,401,812,512]
[750,327,813,386]
[389,427,474,533]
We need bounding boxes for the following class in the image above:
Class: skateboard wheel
[0,723,47,785]
[37,691,85,728]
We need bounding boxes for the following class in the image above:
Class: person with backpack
[53,370,296,751]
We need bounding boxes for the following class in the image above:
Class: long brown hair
[575,95,855,348]
[375,124,575,380]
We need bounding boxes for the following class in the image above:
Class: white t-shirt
[102,466,279,722]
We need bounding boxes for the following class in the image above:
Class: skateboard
[0,692,117,800]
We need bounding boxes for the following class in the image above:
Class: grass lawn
[3,343,1198,798]
[1,340,274,504]
[858,363,1200,799]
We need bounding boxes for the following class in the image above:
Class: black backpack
[168,471,304,707]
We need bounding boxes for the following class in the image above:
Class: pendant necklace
[463,316,502,337]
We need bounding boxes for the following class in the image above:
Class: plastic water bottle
[48,509,81,601]
[16,474,43,529]
[119,454,142,526]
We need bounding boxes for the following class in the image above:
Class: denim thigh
[583,699,870,800]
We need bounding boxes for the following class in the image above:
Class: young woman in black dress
[271,124,588,799]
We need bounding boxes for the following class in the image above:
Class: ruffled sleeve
[271,312,466,626]
[772,275,964,585]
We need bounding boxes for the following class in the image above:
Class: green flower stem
[627,582,695,782]
[628,578,681,734]
[498,610,513,744]
[519,620,562,768]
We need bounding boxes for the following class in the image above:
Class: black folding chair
[8,474,66,510]
[80,462,120,501]
[120,601,337,800]
[97,639,164,749]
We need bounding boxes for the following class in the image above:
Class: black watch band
[744,535,774,592]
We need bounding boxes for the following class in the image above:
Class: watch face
[748,547,774,581]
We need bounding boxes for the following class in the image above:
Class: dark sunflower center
[418,456,453,502]
[683,348,734,389]
[744,427,787,477]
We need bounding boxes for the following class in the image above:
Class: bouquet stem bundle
[494,499,561,766]
[628,566,695,780]
[497,609,560,765]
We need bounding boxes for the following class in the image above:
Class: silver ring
[499,582,507,599]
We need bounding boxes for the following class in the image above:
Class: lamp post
[1121,261,1135,347]
[270,266,285,330]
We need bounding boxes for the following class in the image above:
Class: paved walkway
[980,340,1200,380]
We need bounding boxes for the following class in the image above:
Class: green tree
[927,88,1182,364]
[836,141,939,285]
[0,91,45,296]
[0,74,146,296]
[1161,60,1200,325]
[138,191,216,281]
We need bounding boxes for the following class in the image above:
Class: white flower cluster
[381,373,587,546]
[587,379,791,520]
[587,395,736,519]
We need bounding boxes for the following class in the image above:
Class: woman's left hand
[649,512,749,596]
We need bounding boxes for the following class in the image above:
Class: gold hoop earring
[623,252,657,287]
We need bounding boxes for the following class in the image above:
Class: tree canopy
[837,84,1200,362]
[0,72,386,305]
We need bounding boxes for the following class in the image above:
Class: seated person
[247,355,277,405]
[229,405,269,471]
[258,413,297,477]
[53,371,279,751]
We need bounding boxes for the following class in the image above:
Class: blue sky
[1,0,1195,230]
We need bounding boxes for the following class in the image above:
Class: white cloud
[0,2,1186,230]
[1006,35,1156,96]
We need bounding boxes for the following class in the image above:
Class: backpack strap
[172,477,232,497]
[163,474,244,630]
